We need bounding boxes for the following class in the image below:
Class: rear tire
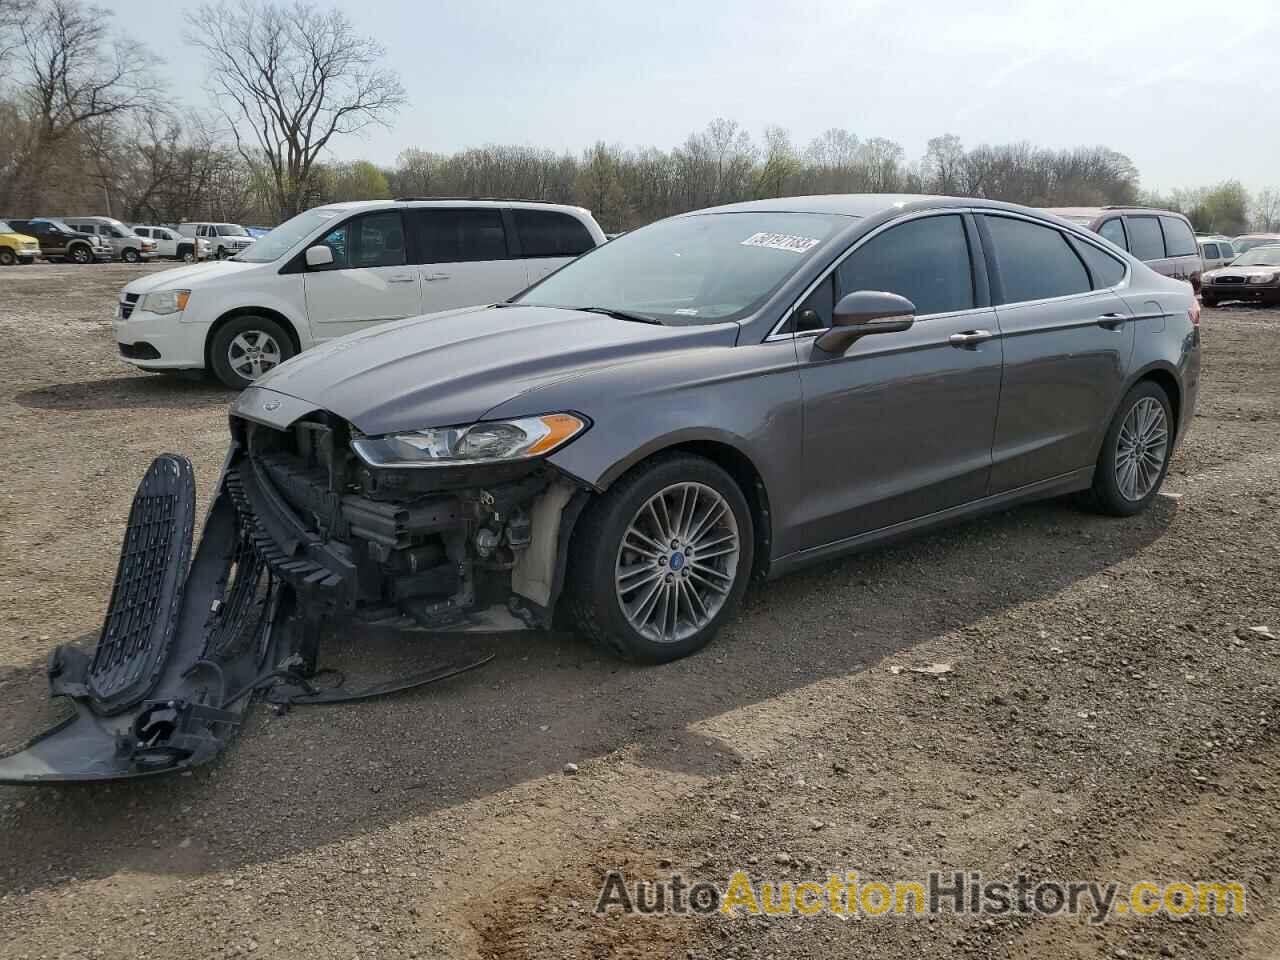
[208,315,294,389]
[565,453,754,663]
[0,247,15,266]
[1087,380,1174,517]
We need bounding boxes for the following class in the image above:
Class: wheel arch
[204,306,303,371]
[1126,362,1182,443]
[579,432,774,582]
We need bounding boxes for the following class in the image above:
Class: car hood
[246,305,740,435]
[122,259,261,295]
[1,231,37,244]
[1205,266,1279,280]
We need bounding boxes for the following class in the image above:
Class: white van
[114,199,606,387]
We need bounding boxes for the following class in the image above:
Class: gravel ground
[0,261,1278,959]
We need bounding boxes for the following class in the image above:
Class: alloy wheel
[1115,396,1168,501]
[614,481,740,644]
[227,330,283,381]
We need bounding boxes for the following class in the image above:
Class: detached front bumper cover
[1,443,497,786]
[0,454,280,783]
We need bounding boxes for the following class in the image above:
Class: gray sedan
[0,194,1201,784]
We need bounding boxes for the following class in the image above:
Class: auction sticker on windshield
[741,232,821,253]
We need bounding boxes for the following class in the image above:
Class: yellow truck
[0,220,40,265]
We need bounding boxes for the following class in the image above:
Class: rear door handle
[387,274,416,283]
[949,329,994,348]
[1096,312,1126,329]
[422,272,451,282]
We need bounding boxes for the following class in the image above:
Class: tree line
[1,0,1276,237]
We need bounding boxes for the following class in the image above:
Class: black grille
[1215,276,1246,285]
[119,341,161,360]
[87,456,195,713]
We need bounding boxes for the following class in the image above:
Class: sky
[125,0,1280,194]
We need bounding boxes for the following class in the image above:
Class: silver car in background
[64,216,157,263]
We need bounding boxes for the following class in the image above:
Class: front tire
[69,244,91,264]
[208,316,294,389]
[179,245,195,263]
[565,454,754,663]
[1088,381,1174,516]
[121,248,140,263]
[1202,293,1218,307]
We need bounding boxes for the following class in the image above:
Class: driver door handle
[949,329,994,348]
[1096,312,1126,329]
[387,274,417,283]
[422,272,451,282]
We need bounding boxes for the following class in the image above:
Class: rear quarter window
[513,210,596,258]
[1098,219,1126,248]
[1125,217,1166,261]
[1069,237,1127,288]
[1159,216,1198,257]
[1201,242,1219,259]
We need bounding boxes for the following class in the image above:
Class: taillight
[1189,298,1201,327]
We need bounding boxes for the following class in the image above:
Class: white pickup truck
[178,222,256,259]
[132,226,211,262]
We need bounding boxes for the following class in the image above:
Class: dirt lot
[1,261,1278,960]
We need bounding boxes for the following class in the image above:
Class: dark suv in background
[1046,207,1202,291]
[6,218,110,263]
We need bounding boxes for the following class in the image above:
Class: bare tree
[1252,188,1280,232]
[185,0,405,221]
[0,0,158,212]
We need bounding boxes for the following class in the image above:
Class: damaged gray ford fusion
[1,195,1200,783]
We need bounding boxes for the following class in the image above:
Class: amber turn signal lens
[528,413,586,455]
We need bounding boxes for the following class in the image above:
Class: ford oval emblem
[263,399,281,412]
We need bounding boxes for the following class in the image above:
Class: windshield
[217,224,248,236]
[232,208,341,262]
[1234,237,1280,253]
[515,211,847,323]
[0,221,13,233]
[1231,246,1280,267]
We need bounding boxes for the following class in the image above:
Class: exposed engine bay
[0,414,589,784]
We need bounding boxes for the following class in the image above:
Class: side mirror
[812,291,915,357]
[305,245,335,269]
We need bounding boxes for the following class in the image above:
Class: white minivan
[114,199,606,388]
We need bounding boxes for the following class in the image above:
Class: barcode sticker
[740,232,820,254]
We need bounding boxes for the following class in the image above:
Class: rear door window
[409,208,509,263]
[349,212,406,268]
[1219,241,1235,259]
[1126,217,1166,261]
[1098,218,1127,249]
[513,210,596,257]
[1159,216,1198,257]
[984,215,1091,303]
[835,214,974,316]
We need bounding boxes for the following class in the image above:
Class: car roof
[688,194,1122,224]
[1045,205,1187,220]
[391,197,592,214]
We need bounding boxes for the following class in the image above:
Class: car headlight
[138,289,191,314]
[351,413,589,468]
[1249,273,1278,284]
